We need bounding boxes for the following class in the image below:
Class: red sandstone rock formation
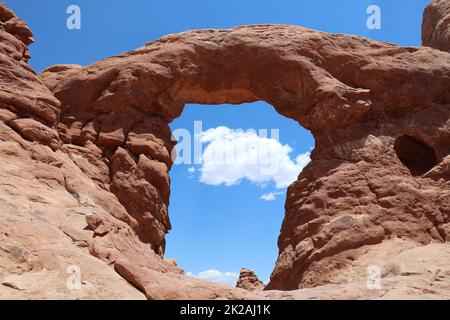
[423,0,450,52]
[236,268,265,291]
[43,19,450,292]
[1,2,450,299]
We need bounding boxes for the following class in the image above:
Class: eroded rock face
[0,3,180,300]
[0,4,59,126]
[1,2,450,298]
[422,0,450,52]
[236,269,265,291]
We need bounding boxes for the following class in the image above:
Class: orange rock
[236,268,265,291]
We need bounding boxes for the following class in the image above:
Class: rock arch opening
[394,135,437,176]
[165,101,314,285]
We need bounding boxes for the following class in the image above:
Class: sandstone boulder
[236,268,265,291]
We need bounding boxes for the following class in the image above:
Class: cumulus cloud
[261,193,276,201]
[186,269,238,286]
[187,166,196,173]
[197,127,311,189]
[261,191,284,201]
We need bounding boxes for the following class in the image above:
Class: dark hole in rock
[394,135,437,176]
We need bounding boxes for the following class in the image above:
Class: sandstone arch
[1,1,450,298]
[39,24,450,290]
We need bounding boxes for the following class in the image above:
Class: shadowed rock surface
[1,2,450,299]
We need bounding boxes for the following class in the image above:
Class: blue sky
[5,0,430,285]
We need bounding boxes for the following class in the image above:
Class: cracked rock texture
[1,2,450,299]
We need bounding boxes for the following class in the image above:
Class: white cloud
[197,127,310,189]
[261,193,276,201]
[295,152,311,170]
[187,166,196,173]
[186,269,238,286]
[261,191,284,201]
